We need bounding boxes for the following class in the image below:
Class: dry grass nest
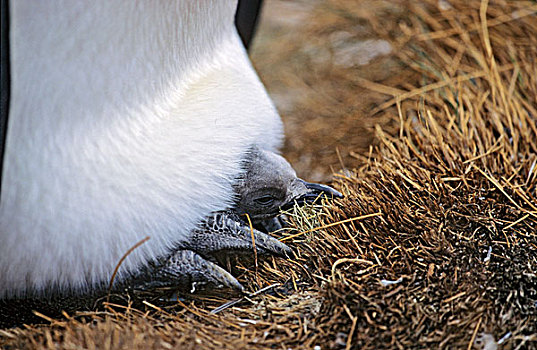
[1,0,536,349]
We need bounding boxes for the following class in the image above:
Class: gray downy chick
[234,146,342,230]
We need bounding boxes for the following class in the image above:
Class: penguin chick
[234,147,343,228]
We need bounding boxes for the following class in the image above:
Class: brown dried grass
[2,0,536,349]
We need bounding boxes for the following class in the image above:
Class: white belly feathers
[0,1,283,297]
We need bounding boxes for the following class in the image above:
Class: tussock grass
[1,0,536,348]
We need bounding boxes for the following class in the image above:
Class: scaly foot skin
[186,211,292,260]
[131,249,244,293]
[131,210,292,295]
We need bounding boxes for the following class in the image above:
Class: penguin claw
[133,249,244,293]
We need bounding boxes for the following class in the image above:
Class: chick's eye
[254,195,275,206]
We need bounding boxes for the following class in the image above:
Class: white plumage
[0,1,283,297]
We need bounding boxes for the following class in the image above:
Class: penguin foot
[186,210,292,260]
[131,211,292,296]
[132,249,244,294]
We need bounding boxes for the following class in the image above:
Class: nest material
[1,0,536,349]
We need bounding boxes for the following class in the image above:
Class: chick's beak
[281,179,343,210]
[303,181,343,198]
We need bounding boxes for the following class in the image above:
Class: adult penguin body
[0,1,283,298]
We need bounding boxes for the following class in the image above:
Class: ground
[1,0,536,349]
